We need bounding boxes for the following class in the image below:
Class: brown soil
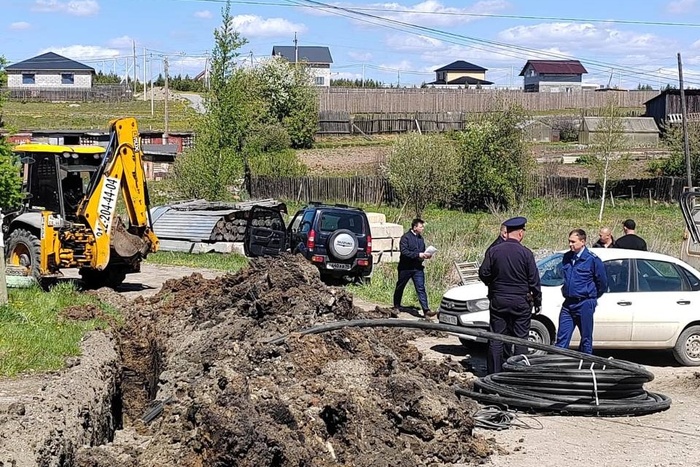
[298,142,667,180]
[73,254,489,466]
[298,146,390,175]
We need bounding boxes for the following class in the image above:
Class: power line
[175,0,700,28]
[280,0,700,87]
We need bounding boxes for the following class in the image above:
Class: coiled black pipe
[268,319,671,416]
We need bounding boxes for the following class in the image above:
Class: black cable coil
[456,354,671,416]
[267,319,671,416]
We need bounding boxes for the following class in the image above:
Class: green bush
[386,132,460,217]
[450,108,533,211]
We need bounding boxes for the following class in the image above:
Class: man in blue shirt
[555,228,608,354]
[393,218,434,317]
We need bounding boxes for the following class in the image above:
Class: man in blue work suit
[479,217,542,374]
[555,229,608,354]
[393,218,435,317]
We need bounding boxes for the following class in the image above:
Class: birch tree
[587,101,630,221]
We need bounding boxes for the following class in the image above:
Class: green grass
[2,99,199,132]
[0,282,118,377]
[146,251,249,272]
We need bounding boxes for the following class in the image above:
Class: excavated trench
[1,254,492,466]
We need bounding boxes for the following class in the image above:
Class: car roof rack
[306,201,364,211]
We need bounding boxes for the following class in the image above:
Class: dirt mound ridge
[77,254,488,466]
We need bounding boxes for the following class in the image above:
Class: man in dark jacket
[614,219,647,251]
[479,217,542,374]
[555,229,608,354]
[393,218,434,317]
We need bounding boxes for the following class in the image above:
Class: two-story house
[519,60,587,92]
[428,60,493,88]
[271,46,333,87]
[5,52,94,89]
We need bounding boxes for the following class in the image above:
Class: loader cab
[13,144,105,218]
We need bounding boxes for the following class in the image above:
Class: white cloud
[385,34,442,52]
[32,0,100,16]
[39,45,120,60]
[498,22,674,59]
[667,0,696,13]
[378,59,415,71]
[170,55,207,75]
[107,35,134,49]
[10,22,31,30]
[348,50,373,61]
[194,10,213,19]
[230,15,306,38]
[365,0,509,27]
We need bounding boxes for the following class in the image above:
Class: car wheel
[672,325,700,366]
[327,229,358,260]
[527,320,551,356]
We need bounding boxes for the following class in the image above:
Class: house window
[314,76,325,86]
[22,73,35,84]
[61,73,75,85]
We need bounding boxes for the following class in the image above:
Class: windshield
[537,253,564,287]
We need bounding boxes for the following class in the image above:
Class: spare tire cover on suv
[328,229,359,260]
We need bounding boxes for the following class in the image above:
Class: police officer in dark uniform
[479,217,542,374]
[555,229,608,354]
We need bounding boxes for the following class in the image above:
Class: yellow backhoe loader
[3,117,159,288]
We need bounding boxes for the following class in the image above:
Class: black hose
[268,319,671,416]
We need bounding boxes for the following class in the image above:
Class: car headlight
[465,298,490,312]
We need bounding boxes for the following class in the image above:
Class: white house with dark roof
[519,60,587,92]
[271,46,333,87]
[428,60,493,88]
[5,52,95,89]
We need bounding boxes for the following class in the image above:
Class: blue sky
[3,0,700,88]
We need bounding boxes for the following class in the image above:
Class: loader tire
[6,229,42,284]
[80,266,127,290]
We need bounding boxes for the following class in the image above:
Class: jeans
[393,268,429,311]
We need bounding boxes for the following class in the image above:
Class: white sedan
[437,248,700,366]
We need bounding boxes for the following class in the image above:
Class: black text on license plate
[327,262,351,270]
[439,314,458,325]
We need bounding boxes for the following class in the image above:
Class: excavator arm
[78,117,159,269]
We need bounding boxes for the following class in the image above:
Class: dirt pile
[76,254,488,466]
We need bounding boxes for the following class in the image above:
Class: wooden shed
[519,120,554,142]
[579,117,659,146]
[643,89,700,129]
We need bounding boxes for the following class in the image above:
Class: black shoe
[424,309,437,318]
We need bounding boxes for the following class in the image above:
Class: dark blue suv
[244,203,373,281]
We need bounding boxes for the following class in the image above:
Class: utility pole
[164,56,169,145]
[132,40,138,95]
[143,47,147,100]
[150,53,155,116]
[678,53,693,188]
[397,69,400,88]
[362,63,365,87]
[294,32,299,66]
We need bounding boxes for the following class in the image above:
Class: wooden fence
[318,88,660,114]
[250,174,686,205]
[2,85,133,103]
